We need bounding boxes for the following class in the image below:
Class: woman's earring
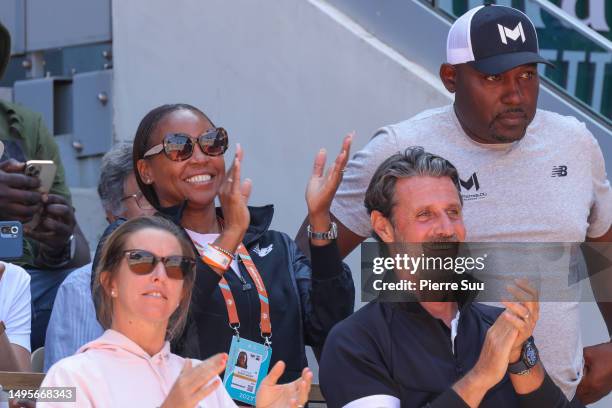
[111,289,116,297]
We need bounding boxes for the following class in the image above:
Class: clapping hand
[215,144,252,259]
[454,280,541,406]
[501,279,539,364]
[161,354,227,408]
[472,308,521,390]
[256,361,313,408]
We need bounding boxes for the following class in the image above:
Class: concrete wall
[111,0,451,237]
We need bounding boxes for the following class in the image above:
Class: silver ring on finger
[227,178,234,182]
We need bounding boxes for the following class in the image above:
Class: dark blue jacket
[164,204,355,383]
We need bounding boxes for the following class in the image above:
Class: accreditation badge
[223,335,272,405]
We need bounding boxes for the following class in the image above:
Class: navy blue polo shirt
[320,300,569,408]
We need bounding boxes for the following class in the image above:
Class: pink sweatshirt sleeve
[36,363,94,408]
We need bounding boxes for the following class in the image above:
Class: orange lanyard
[193,241,272,345]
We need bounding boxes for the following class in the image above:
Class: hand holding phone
[27,193,76,260]
[0,159,43,223]
[23,160,56,230]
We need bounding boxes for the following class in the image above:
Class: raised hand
[256,361,313,408]
[0,159,42,223]
[305,133,352,242]
[161,353,227,408]
[215,144,252,255]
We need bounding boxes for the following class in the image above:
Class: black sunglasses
[143,128,228,162]
[123,249,195,280]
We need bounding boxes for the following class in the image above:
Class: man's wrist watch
[307,222,338,240]
[508,336,539,375]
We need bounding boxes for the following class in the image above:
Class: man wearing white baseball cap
[446,4,553,76]
[298,4,612,406]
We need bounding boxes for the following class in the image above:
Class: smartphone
[24,160,57,230]
[0,221,23,260]
[25,160,57,193]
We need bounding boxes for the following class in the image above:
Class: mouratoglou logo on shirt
[551,165,568,177]
[460,173,480,191]
[459,172,487,202]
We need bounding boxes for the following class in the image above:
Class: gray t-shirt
[331,104,612,399]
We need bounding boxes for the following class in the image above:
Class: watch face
[524,342,538,367]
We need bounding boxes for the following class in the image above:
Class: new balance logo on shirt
[551,165,568,177]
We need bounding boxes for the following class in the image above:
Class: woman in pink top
[39,216,312,408]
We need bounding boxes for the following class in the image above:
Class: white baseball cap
[447,4,553,75]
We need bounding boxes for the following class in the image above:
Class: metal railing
[530,0,612,52]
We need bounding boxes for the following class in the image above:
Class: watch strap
[508,357,531,375]
[307,221,338,240]
[508,336,538,375]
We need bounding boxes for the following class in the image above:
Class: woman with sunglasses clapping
[92,104,354,401]
[39,216,312,407]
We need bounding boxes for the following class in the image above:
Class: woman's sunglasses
[143,127,228,162]
[123,249,195,280]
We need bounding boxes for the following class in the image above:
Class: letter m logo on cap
[497,22,526,45]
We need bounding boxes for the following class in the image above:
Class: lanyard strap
[194,240,272,341]
[235,244,272,336]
